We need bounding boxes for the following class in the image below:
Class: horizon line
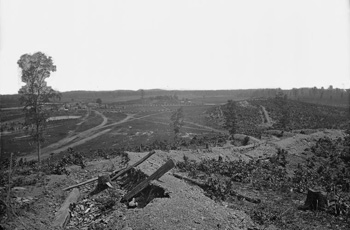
[1,86,349,96]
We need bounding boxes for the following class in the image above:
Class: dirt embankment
[116,151,256,230]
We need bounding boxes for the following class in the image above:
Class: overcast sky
[0,0,349,94]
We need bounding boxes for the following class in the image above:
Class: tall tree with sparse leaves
[223,100,237,137]
[170,107,184,140]
[18,52,60,164]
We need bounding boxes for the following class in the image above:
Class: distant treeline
[1,87,349,108]
[253,87,350,108]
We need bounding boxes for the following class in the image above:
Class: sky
[0,0,349,94]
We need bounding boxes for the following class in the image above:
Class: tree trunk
[89,174,113,196]
[37,138,41,164]
[299,188,328,211]
[36,119,41,164]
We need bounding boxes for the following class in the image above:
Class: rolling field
[0,109,101,159]
[0,103,223,160]
[1,97,349,161]
[74,104,222,152]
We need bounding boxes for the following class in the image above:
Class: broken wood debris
[63,150,156,191]
[122,159,175,202]
[110,150,156,181]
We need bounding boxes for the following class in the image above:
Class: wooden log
[63,150,156,191]
[52,188,80,228]
[172,173,206,188]
[173,173,261,204]
[121,159,175,202]
[63,177,99,191]
[230,190,261,204]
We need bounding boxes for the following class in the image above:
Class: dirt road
[23,111,168,161]
[260,105,273,127]
[24,110,113,161]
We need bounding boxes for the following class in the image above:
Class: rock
[128,198,138,208]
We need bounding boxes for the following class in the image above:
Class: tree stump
[89,174,113,196]
[300,188,327,211]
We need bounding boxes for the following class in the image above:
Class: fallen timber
[52,188,80,228]
[63,150,156,191]
[173,172,261,204]
[122,159,175,202]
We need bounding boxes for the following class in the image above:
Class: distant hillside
[206,98,349,138]
[0,94,21,108]
[1,87,349,109]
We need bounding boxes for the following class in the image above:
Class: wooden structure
[122,159,175,202]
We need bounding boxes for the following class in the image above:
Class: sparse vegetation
[176,135,350,229]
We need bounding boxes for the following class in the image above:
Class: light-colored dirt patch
[273,129,345,155]
[14,135,30,139]
[181,132,196,138]
[238,100,255,108]
[124,151,256,230]
[47,116,81,121]
[260,105,274,127]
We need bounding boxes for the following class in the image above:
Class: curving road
[23,111,168,161]
[24,110,111,161]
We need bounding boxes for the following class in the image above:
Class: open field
[0,109,99,158]
[1,97,348,160]
[1,102,224,160]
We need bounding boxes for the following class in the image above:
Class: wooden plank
[122,159,175,202]
[52,188,80,228]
